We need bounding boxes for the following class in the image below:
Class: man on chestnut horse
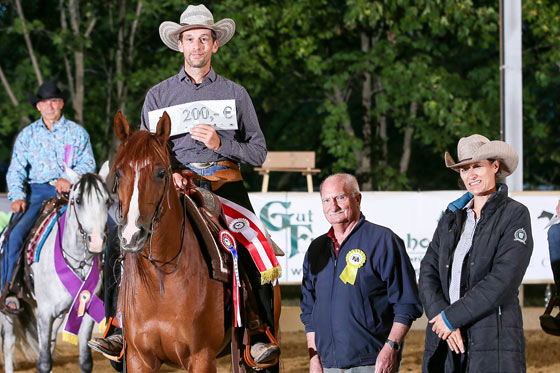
[88,4,281,370]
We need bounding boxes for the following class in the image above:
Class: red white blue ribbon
[218,197,281,285]
[219,229,242,327]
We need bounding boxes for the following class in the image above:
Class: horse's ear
[65,163,80,185]
[114,111,130,141]
[155,111,171,145]
[98,161,110,182]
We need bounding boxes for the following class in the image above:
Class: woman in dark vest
[419,134,533,372]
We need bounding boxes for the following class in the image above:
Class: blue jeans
[548,223,560,293]
[1,183,56,289]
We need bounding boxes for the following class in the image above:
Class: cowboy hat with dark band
[159,4,235,51]
[444,134,519,178]
[28,80,69,106]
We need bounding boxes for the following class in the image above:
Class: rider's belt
[189,160,240,170]
[190,162,215,168]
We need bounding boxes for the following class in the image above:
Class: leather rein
[115,166,186,294]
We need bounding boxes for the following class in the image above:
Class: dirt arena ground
[5,308,560,372]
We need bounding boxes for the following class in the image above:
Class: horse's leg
[49,313,64,354]
[77,315,95,373]
[36,308,54,373]
[126,347,161,372]
[1,315,16,373]
[187,349,217,373]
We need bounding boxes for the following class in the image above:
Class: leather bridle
[69,175,112,255]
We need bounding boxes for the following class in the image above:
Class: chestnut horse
[112,111,227,372]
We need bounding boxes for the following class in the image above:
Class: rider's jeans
[1,183,56,289]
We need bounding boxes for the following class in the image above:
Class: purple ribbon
[64,145,74,168]
[54,211,105,338]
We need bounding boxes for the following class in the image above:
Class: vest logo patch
[514,228,527,244]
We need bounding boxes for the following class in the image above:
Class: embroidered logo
[514,228,527,244]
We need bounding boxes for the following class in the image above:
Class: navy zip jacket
[300,215,423,369]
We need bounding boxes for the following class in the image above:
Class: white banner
[1,191,556,284]
[249,191,559,284]
[148,99,238,136]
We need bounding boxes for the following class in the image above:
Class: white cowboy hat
[444,134,519,178]
[159,4,235,51]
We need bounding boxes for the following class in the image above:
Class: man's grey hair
[319,173,360,196]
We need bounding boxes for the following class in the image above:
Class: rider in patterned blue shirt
[1,80,95,313]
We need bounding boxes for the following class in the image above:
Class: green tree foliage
[0,0,559,192]
[522,0,560,188]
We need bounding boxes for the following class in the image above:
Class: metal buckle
[190,162,215,169]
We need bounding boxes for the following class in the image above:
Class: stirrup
[243,326,280,370]
[92,316,125,362]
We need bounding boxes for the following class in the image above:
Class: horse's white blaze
[85,193,106,253]
[122,165,141,244]
[86,227,104,252]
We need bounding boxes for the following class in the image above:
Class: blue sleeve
[66,126,95,177]
[377,233,423,326]
[300,250,315,333]
[441,311,455,331]
[6,131,30,201]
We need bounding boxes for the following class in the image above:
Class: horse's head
[65,162,112,254]
[112,111,172,253]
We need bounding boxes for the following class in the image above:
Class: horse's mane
[113,130,171,172]
[76,173,110,201]
[114,130,171,313]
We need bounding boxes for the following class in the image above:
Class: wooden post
[261,173,270,193]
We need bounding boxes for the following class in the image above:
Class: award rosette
[339,249,366,285]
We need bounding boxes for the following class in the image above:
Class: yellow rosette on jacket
[339,249,366,285]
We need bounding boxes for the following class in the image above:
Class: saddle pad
[26,206,66,265]
[183,193,231,283]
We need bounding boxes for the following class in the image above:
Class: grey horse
[1,162,111,373]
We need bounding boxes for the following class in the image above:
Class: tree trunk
[14,0,43,85]
[0,65,20,107]
[58,0,97,125]
[333,85,360,165]
[359,32,373,190]
[107,0,143,164]
[68,0,84,124]
[374,77,388,167]
[0,64,32,127]
[400,101,417,173]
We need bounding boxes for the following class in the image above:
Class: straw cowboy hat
[27,80,69,106]
[159,4,235,51]
[444,134,519,178]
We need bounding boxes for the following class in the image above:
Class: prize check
[148,99,238,136]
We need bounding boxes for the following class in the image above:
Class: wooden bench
[255,151,320,193]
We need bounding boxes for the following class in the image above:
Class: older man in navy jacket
[300,174,422,373]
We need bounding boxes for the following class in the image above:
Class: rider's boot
[87,317,123,361]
